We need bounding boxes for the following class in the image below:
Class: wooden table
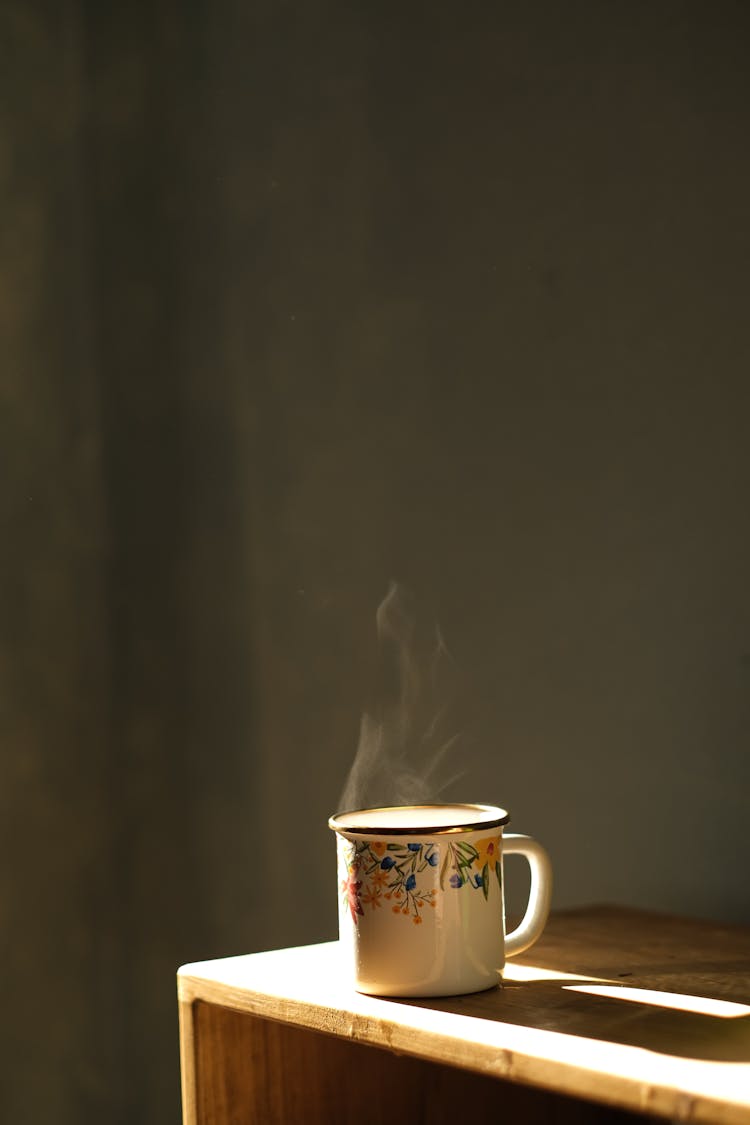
[177,906,750,1124]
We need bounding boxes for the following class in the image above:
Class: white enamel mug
[328,803,552,997]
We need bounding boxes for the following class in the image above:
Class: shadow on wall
[2,0,750,1123]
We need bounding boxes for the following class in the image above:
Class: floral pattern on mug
[339,834,502,923]
[340,839,438,924]
[441,835,502,902]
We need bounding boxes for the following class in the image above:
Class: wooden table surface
[178,906,750,1124]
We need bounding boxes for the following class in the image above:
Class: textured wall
[2,1,749,1122]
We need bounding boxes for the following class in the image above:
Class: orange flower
[474,836,501,869]
[370,841,386,856]
[412,915,423,925]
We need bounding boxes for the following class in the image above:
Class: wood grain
[178,907,750,1124]
[189,999,644,1124]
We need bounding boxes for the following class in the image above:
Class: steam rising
[338,582,463,811]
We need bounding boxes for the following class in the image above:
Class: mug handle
[503,833,553,957]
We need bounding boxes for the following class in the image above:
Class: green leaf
[481,863,489,901]
[439,848,450,891]
[495,861,502,892]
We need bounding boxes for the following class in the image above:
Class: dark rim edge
[328,804,510,836]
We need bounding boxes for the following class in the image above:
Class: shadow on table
[402,966,750,1062]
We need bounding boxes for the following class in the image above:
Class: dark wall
[2,1,749,1122]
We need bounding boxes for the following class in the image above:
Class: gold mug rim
[328,802,510,836]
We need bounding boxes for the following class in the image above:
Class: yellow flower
[474,836,501,869]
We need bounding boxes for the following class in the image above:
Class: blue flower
[405,873,417,891]
[473,873,484,888]
[449,874,463,888]
[381,856,396,870]
[426,850,439,866]
[407,843,421,852]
